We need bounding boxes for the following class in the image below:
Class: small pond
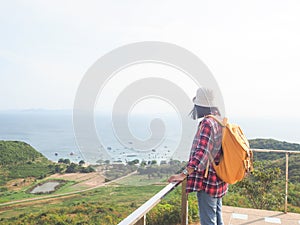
[30,181,61,194]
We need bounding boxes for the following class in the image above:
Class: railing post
[284,152,289,213]
[135,215,146,225]
[181,179,188,225]
[118,183,177,225]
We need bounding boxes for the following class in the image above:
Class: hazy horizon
[1,109,300,145]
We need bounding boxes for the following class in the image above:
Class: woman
[168,87,228,225]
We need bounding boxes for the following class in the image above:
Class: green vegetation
[0,141,54,184]
[249,138,300,183]
[223,161,285,210]
[146,188,199,225]
[221,139,300,213]
[0,141,95,199]
[249,138,300,161]
[104,163,137,181]
[249,138,300,151]
[0,185,163,225]
[0,175,197,225]
[116,160,185,186]
[266,154,300,183]
[26,179,66,194]
[0,180,77,203]
[0,138,299,224]
[0,140,95,176]
[0,141,45,166]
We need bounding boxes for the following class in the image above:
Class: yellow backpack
[205,115,254,184]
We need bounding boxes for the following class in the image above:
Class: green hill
[249,138,300,183]
[0,141,46,166]
[0,140,54,186]
[249,138,300,161]
[249,138,300,151]
[270,155,300,183]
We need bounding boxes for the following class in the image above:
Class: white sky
[1,0,300,119]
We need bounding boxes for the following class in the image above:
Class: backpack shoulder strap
[203,115,226,179]
[205,115,227,127]
[204,151,217,178]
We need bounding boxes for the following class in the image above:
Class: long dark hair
[189,105,220,120]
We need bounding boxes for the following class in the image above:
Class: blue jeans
[196,191,224,225]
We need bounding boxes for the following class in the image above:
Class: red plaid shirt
[186,117,228,198]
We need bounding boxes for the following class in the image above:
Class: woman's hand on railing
[168,173,186,183]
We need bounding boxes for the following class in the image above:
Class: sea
[0,110,299,164]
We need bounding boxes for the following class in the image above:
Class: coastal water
[0,110,194,163]
[0,111,80,162]
[0,110,299,163]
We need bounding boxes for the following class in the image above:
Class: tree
[169,159,181,166]
[235,161,285,210]
[140,161,147,167]
[66,163,78,173]
[79,160,85,166]
[80,165,95,173]
[151,160,157,165]
[54,164,63,173]
[63,159,71,165]
[128,159,139,166]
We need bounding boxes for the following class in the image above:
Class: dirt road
[0,171,137,207]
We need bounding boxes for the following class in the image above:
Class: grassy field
[116,174,168,186]
[0,170,194,225]
[0,184,167,224]
[0,171,106,203]
[0,179,77,204]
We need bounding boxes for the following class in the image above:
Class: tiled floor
[222,206,300,225]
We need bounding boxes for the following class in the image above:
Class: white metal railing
[118,149,300,225]
[117,182,183,225]
[251,149,300,213]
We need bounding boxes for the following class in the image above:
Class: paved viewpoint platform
[222,206,300,225]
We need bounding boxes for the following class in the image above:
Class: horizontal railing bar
[252,148,300,154]
[118,182,180,225]
[118,148,300,225]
